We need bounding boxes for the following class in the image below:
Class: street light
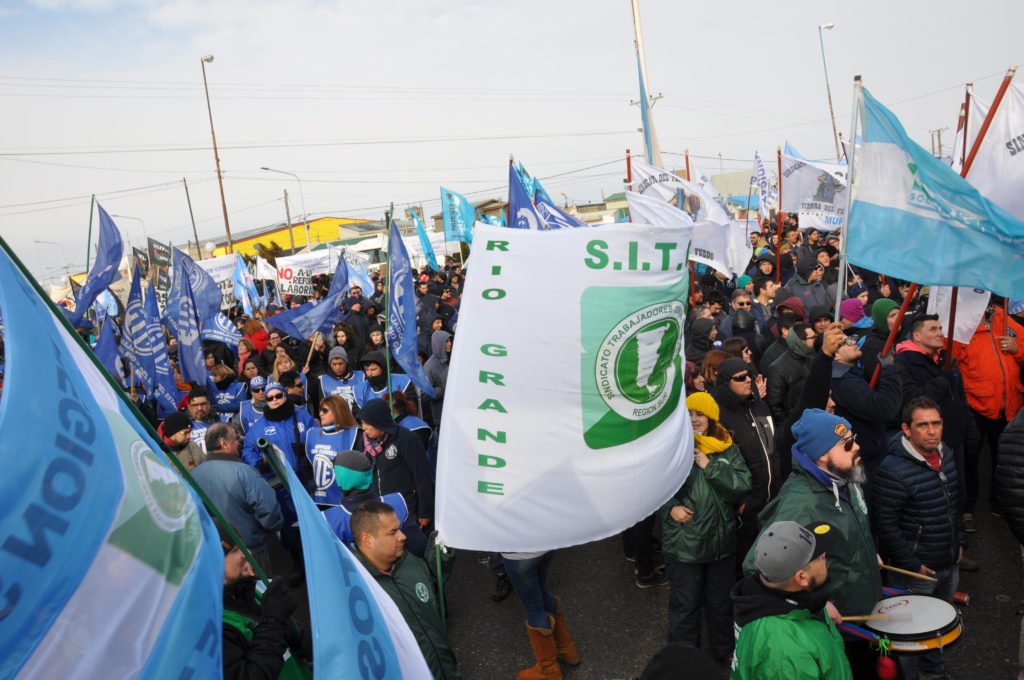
[200,54,233,253]
[35,240,70,280]
[261,167,311,249]
[817,23,841,163]
[110,214,147,248]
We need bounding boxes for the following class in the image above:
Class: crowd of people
[45,215,1024,679]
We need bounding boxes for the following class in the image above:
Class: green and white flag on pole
[435,223,694,552]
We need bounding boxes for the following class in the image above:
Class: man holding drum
[872,396,966,680]
[732,520,852,679]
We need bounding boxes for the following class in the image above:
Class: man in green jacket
[351,500,460,680]
[742,408,883,676]
[732,520,852,679]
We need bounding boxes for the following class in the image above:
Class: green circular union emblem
[596,301,684,421]
[415,582,431,603]
[130,440,192,532]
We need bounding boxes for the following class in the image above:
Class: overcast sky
[1,0,1020,285]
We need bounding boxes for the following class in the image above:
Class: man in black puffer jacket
[872,396,965,680]
[713,357,779,564]
[764,321,816,425]
[996,408,1024,545]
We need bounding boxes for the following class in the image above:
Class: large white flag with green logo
[435,224,695,551]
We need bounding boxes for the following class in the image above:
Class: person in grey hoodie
[423,329,452,428]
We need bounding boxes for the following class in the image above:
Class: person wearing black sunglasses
[742,408,883,678]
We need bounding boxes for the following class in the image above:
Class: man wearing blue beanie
[741,408,883,677]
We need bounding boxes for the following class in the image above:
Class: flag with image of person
[0,238,224,680]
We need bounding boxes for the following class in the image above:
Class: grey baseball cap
[755,521,841,583]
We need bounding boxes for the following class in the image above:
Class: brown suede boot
[516,615,562,680]
[550,597,580,666]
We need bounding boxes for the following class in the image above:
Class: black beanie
[715,357,750,387]
[163,411,193,437]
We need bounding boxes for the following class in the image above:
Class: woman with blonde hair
[273,354,308,396]
[661,392,751,666]
[305,395,360,508]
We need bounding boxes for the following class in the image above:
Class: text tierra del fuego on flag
[435,224,694,553]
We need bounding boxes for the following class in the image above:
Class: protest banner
[435,223,694,552]
[781,153,848,231]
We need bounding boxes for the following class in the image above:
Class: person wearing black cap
[731,520,851,680]
[218,520,313,679]
[712,357,778,562]
[355,350,413,408]
[357,398,435,527]
[159,410,207,471]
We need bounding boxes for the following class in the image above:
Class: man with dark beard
[743,409,882,677]
[732,521,851,680]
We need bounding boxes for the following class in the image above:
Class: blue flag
[66,204,124,328]
[535,188,588,229]
[440,186,475,243]
[347,259,375,300]
[481,212,506,227]
[265,446,432,678]
[119,265,158,394]
[92,313,122,383]
[508,161,546,230]
[165,248,221,324]
[0,240,224,679]
[165,248,208,384]
[387,221,436,398]
[410,207,439,271]
[200,312,243,350]
[325,250,349,299]
[145,280,183,418]
[847,88,1024,300]
[268,255,348,341]
[231,253,261,316]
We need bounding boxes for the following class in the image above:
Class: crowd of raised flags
[3,71,1024,677]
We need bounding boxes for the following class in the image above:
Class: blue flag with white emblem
[66,204,124,328]
[144,280,183,418]
[119,265,158,394]
[535,188,588,229]
[0,239,223,679]
[440,186,475,243]
[200,312,243,350]
[165,248,208,384]
[508,162,546,230]
[847,87,1024,299]
[411,207,439,271]
[165,248,221,325]
[261,445,431,679]
[387,220,436,397]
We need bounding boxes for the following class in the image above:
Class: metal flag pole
[85,194,96,271]
[834,76,862,324]
[630,0,663,166]
[383,204,395,418]
[776,147,785,233]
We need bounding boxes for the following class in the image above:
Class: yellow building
[210,216,372,257]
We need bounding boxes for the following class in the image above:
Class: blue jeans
[503,552,557,629]
[887,564,959,678]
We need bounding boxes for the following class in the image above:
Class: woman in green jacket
[661,392,752,664]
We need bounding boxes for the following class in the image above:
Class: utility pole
[283,189,296,254]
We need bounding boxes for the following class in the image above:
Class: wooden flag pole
[304,331,319,370]
[626,148,633,189]
[776,146,784,235]
[684,149,691,181]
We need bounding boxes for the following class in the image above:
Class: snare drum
[863,595,962,654]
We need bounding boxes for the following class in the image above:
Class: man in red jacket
[953,300,1024,516]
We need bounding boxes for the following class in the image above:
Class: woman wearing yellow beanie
[660,392,752,667]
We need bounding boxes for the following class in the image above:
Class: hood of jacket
[430,329,452,365]
[359,397,398,434]
[731,573,831,627]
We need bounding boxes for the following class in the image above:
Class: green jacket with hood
[742,446,882,616]
[661,442,751,563]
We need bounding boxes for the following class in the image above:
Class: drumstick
[843,614,912,622]
[880,564,939,582]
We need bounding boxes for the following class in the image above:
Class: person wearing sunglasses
[238,375,268,434]
[831,329,903,479]
[743,408,883,677]
[712,357,779,566]
[304,396,360,508]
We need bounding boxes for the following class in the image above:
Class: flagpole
[383,204,395,418]
[962,66,1017,176]
[776,147,784,234]
[834,76,862,324]
[626,148,633,189]
[684,149,691,181]
[745,185,754,234]
[85,194,95,271]
[182,178,201,260]
[630,0,662,166]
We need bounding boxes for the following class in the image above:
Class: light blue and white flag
[66,204,123,329]
[411,207,439,271]
[119,265,158,394]
[144,280,182,418]
[481,212,506,227]
[347,258,375,299]
[200,312,243,350]
[165,248,208,384]
[848,87,1024,300]
[166,248,222,324]
[754,151,778,222]
[0,241,223,679]
[387,221,436,398]
[231,253,261,316]
[440,187,475,244]
[264,445,431,679]
[508,161,546,230]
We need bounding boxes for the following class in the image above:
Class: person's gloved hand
[877,352,895,369]
[261,578,297,622]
